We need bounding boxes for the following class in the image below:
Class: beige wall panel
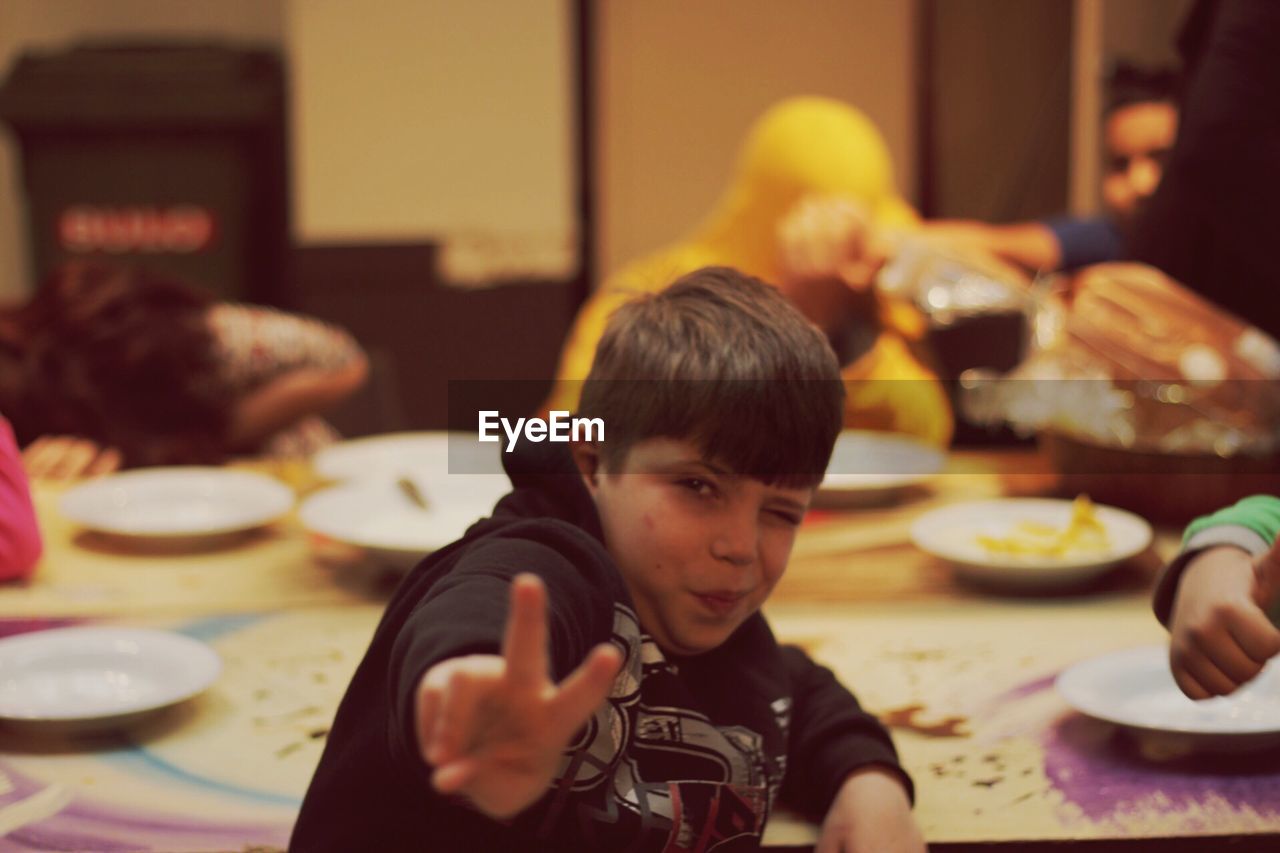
[597,0,916,281]
[287,0,577,273]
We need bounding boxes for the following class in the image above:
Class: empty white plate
[313,431,502,481]
[300,473,509,570]
[0,626,221,732]
[1057,645,1280,752]
[818,431,945,505]
[59,467,295,538]
[910,497,1152,589]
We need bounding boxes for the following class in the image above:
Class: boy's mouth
[692,590,747,617]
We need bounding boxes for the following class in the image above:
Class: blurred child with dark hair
[0,261,368,477]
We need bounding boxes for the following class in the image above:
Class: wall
[0,0,579,299]
[1103,0,1193,68]
[285,0,578,284]
[596,0,917,279]
[1,1,917,298]
[925,0,1072,222]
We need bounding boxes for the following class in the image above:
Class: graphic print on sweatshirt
[537,604,788,852]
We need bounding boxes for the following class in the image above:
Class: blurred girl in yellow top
[546,96,953,446]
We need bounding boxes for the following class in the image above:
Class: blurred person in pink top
[0,415,41,579]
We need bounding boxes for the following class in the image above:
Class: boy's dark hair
[1105,61,1180,115]
[577,266,844,488]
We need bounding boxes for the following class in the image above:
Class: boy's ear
[569,440,602,494]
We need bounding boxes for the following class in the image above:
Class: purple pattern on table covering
[0,761,290,852]
[1000,673,1057,702]
[1042,714,1280,823]
[990,672,1280,825]
[0,614,291,851]
[0,618,82,639]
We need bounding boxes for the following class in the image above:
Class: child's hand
[22,435,122,480]
[777,194,886,292]
[817,766,925,853]
[415,573,622,820]
[1169,540,1280,699]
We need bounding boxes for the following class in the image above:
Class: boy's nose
[710,515,757,567]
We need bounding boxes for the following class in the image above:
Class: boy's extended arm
[385,533,621,812]
[776,645,913,821]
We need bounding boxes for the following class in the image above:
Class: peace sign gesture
[415,573,623,819]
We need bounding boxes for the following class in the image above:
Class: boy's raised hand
[1169,539,1280,699]
[415,573,623,820]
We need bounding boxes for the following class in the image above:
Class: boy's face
[574,437,813,657]
[1101,100,1177,228]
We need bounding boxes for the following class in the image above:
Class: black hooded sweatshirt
[291,441,909,852]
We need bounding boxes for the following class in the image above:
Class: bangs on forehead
[592,378,840,490]
[578,267,846,486]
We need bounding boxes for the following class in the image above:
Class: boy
[292,267,923,851]
[1155,495,1280,699]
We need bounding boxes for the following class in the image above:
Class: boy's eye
[768,509,803,527]
[679,478,717,498]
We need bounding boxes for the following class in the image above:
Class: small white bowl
[910,497,1153,590]
[59,467,294,539]
[300,473,508,570]
[1057,645,1280,752]
[817,430,945,506]
[0,626,221,734]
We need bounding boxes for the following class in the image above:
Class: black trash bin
[0,42,290,304]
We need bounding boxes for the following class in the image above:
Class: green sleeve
[1183,495,1280,546]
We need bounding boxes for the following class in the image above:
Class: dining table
[1,441,1277,852]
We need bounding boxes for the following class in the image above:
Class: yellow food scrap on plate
[977,495,1111,557]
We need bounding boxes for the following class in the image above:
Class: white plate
[300,472,509,570]
[910,497,1152,589]
[1057,645,1280,751]
[0,626,221,732]
[818,431,945,505]
[313,431,501,481]
[59,467,295,538]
